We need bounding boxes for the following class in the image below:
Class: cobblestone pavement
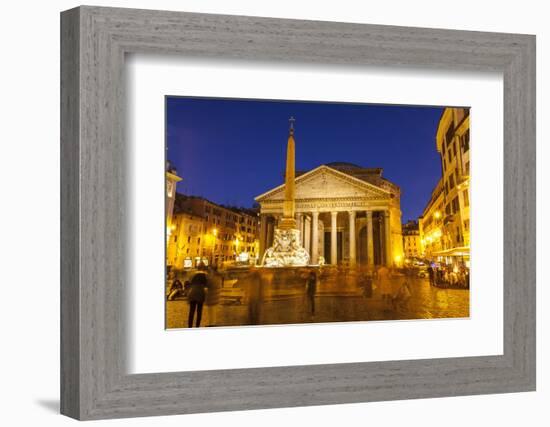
[166,276,469,329]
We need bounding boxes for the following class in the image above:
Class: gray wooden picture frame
[60,5,536,420]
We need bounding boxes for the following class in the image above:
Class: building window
[197,237,201,244]
[463,190,470,207]
[452,197,459,213]
[462,129,470,152]
[445,123,454,146]
[449,174,455,189]
[187,236,191,243]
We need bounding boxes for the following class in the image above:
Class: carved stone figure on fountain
[262,228,310,267]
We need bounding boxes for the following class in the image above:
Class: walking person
[187,263,209,328]
[392,279,412,311]
[362,269,374,298]
[377,265,392,308]
[245,269,264,325]
[427,264,435,286]
[305,271,317,319]
[205,267,221,327]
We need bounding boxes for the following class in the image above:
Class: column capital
[366,210,373,218]
[331,211,338,218]
[348,210,356,218]
[312,211,320,218]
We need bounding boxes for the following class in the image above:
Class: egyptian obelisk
[279,117,297,230]
[261,117,310,267]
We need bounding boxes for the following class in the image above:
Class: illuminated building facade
[168,195,260,268]
[166,211,205,268]
[256,162,404,267]
[419,107,470,265]
[402,220,421,259]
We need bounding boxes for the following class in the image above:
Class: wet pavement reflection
[166,267,470,329]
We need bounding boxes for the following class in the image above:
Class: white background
[0,1,547,426]
[128,56,503,373]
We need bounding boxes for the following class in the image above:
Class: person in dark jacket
[427,265,435,286]
[187,263,209,328]
[305,271,317,318]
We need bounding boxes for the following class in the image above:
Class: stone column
[366,210,374,266]
[267,218,274,249]
[304,215,311,254]
[311,212,319,264]
[259,214,267,261]
[384,210,392,266]
[348,211,356,266]
[296,213,303,246]
[331,211,338,265]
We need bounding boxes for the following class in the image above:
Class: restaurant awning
[432,246,470,257]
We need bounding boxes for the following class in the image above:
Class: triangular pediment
[255,165,390,202]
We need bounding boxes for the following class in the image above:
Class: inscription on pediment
[260,168,389,202]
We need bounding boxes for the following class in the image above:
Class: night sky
[166,97,444,222]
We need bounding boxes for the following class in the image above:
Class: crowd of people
[427,264,470,289]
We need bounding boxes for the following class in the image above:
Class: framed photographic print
[61,6,536,420]
[163,97,471,330]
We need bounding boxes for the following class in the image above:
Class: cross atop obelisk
[279,117,297,229]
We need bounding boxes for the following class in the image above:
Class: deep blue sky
[166,97,444,222]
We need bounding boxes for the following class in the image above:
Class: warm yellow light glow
[394,255,402,263]
[212,228,218,237]
[434,211,441,219]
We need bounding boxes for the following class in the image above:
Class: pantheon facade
[255,162,404,267]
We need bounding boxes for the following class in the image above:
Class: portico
[255,163,404,267]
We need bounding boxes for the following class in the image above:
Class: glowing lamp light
[434,211,442,219]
